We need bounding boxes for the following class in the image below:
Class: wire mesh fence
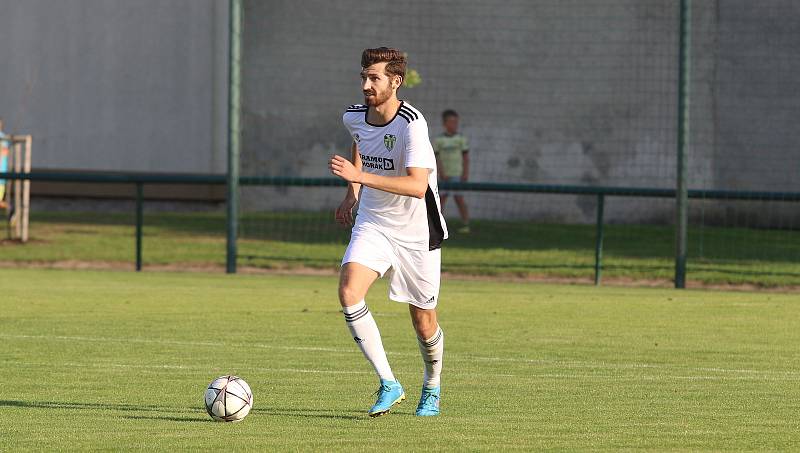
[1,1,797,286]
[234,0,799,285]
[688,0,800,272]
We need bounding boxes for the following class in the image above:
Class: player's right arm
[330,119,434,199]
[335,142,360,226]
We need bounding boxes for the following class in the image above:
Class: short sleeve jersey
[342,101,448,251]
[433,133,469,176]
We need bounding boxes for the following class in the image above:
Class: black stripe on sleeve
[399,106,418,120]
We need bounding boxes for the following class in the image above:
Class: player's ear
[393,75,403,90]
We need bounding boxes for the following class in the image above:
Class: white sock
[417,326,444,388]
[342,300,395,382]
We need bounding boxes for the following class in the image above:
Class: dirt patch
[1,260,799,293]
[0,260,134,270]
[439,272,800,293]
[0,260,337,275]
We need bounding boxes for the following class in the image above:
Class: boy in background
[433,110,470,233]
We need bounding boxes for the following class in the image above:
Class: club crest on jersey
[383,134,396,151]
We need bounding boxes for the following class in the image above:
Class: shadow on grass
[0,400,366,422]
[0,399,180,412]
[120,414,209,423]
[0,399,206,422]
[252,406,363,421]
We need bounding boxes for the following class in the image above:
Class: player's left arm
[329,156,429,199]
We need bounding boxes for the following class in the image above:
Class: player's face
[361,63,398,107]
[444,116,459,134]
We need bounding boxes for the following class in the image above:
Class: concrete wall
[1,1,797,224]
[711,0,800,193]
[239,0,799,225]
[0,0,228,173]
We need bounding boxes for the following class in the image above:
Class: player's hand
[335,196,357,227]
[329,155,362,183]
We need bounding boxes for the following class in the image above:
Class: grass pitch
[1,268,799,450]
[3,211,799,286]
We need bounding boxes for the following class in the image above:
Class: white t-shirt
[342,101,448,251]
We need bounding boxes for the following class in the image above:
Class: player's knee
[410,308,438,336]
[337,284,361,306]
[414,319,437,339]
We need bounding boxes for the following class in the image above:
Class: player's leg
[409,304,444,416]
[339,229,405,417]
[440,192,449,210]
[454,194,470,233]
[409,304,444,387]
[338,261,378,308]
[409,304,438,338]
[389,247,444,416]
[339,262,397,383]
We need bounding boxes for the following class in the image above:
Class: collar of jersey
[364,100,405,127]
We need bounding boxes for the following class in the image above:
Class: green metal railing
[3,170,799,284]
[227,0,243,274]
[675,0,692,288]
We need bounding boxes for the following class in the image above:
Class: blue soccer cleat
[368,379,405,417]
[415,386,441,416]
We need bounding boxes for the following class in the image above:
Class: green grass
[1,268,799,450]
[2,211,799,286]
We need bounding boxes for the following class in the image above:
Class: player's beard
[363,87,392,107]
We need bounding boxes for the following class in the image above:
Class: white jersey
[343,101,448,251]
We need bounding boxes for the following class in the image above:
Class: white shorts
[341,223,441,309]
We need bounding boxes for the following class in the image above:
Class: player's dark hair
[442,109,459,120]
[361,47,407,83]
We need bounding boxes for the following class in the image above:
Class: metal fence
[3,170,798,286]
[3,0,800,288]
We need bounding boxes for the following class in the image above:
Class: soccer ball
[204,375,253,422]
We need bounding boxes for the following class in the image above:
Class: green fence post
[675,0,691,289]
[135,182,143,272]
[226,0,242,274]
[594,194,605,286]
